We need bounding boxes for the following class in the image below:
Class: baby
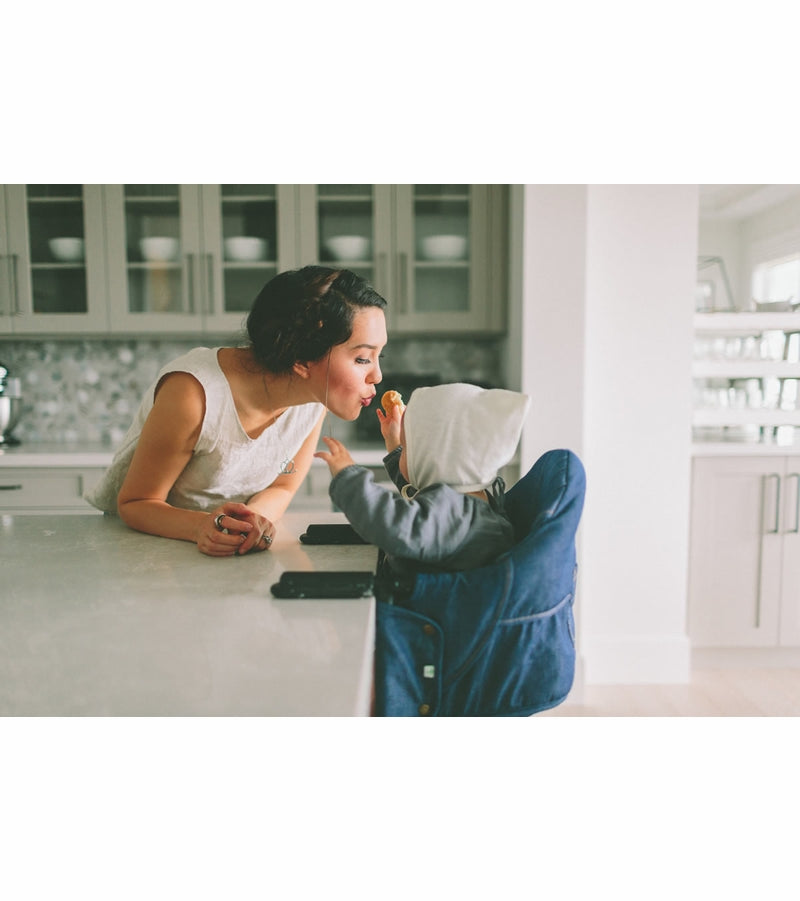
[314,382,530,598]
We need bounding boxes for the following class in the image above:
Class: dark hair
[245,266,387,373]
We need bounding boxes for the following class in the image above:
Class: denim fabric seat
[374,449,586,717]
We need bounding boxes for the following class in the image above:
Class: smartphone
[270,571,375,599]
[299,524,368,545]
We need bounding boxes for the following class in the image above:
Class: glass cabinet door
[0,184,107,334]
[297,185,393,299]
[27,184,88,315]
[200,184,284,331]
[393,184,484,331]
[105,184,204,332]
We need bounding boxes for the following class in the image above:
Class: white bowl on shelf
[420,234,468,261]
[48,237,85,262]
[753,299,800,313]
[139,237,180,262]
[224,236,268,261]
[324,235,370,261]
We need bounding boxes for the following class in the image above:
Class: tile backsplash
[0,337,504,446]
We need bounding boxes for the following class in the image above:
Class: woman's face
[303,306,387,421]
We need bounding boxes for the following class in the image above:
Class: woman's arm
[116,372,271,556]
[117,371,215,544]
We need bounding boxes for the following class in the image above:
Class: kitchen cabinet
[298,184,508,333]
[693,312,800,453]
[688,455,800,647]
[1,184,508,338]
[104,184,300,334]
[0,466,104,513]
[0,184,109,334]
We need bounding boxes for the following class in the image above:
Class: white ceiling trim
[699,184,800,220]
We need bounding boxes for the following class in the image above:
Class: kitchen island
[1,511,378,716]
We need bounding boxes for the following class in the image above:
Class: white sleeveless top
[85,347,324,514]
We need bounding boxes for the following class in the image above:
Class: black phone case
[299,524,368,545]
[270,571,375,599]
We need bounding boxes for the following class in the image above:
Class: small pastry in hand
[381,390,405,415]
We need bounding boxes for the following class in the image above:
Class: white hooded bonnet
[403,383,531,493]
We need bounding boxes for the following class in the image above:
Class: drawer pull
[787,473,800,535]
[0,484,23,491]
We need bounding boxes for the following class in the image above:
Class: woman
[85,266,388,556]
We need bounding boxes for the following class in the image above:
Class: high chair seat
[374,448,586,716]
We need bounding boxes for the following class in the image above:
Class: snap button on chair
[374,448,586,717]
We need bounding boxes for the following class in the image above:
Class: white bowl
[49,237,85,262]
[224,236,268,261]
[140,237,180,262]
[324,235,370,261]
[754,299,800,313]
[420,234,468,261]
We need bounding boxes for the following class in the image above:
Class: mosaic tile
[0,338,504,446]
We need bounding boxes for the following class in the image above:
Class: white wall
[515,185,698,684]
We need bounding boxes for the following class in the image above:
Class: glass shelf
[219,185,278,313]
[25,184,88,314]
[122,185,183,313]
[413,185,470,314]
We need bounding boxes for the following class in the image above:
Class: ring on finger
[214,513,225,532]
[262,534,273,547]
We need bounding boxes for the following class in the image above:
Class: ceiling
[699,184,800,220]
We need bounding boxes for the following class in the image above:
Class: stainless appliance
[0,361,22,446]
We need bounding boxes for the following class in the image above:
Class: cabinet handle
[205,253,214,316]
[376,252,387,296]
[0,484,23,491]
[763,473,780,535]
[183,253,196,314]
[6,253,21,315]
[398,251,408,314]
[756,473,781,628]
[0,254,7,315]
[787,473,800,534]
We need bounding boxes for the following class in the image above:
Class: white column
[516,184,698,684]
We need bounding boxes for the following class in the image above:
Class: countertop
[0,511,379,716]
[0,441,389,468]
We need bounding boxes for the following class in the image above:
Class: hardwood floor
[540,666,800,716]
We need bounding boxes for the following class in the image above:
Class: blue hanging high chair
[374,448,586,717]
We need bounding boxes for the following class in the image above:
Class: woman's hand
[198,501,276,557]
[314,436,356,477]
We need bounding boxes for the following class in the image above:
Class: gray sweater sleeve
[329,464,486,564]
[382,446,408,493]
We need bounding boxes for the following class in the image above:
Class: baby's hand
[314,436,356,476]
[376,405,403,452]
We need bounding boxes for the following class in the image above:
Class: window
[752,253,800,305]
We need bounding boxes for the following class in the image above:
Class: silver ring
[262,534,273,546]
[214,513,225,532]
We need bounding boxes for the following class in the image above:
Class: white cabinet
[104,184,301,334]
[0,467,104,513]
[298,184,507,333]
[688,455,800,647]
[0,184,109,334]
[1,184,509,338]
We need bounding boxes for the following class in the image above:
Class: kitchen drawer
[0,467,103,513]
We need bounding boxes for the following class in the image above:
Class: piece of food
[381,390,405,414]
